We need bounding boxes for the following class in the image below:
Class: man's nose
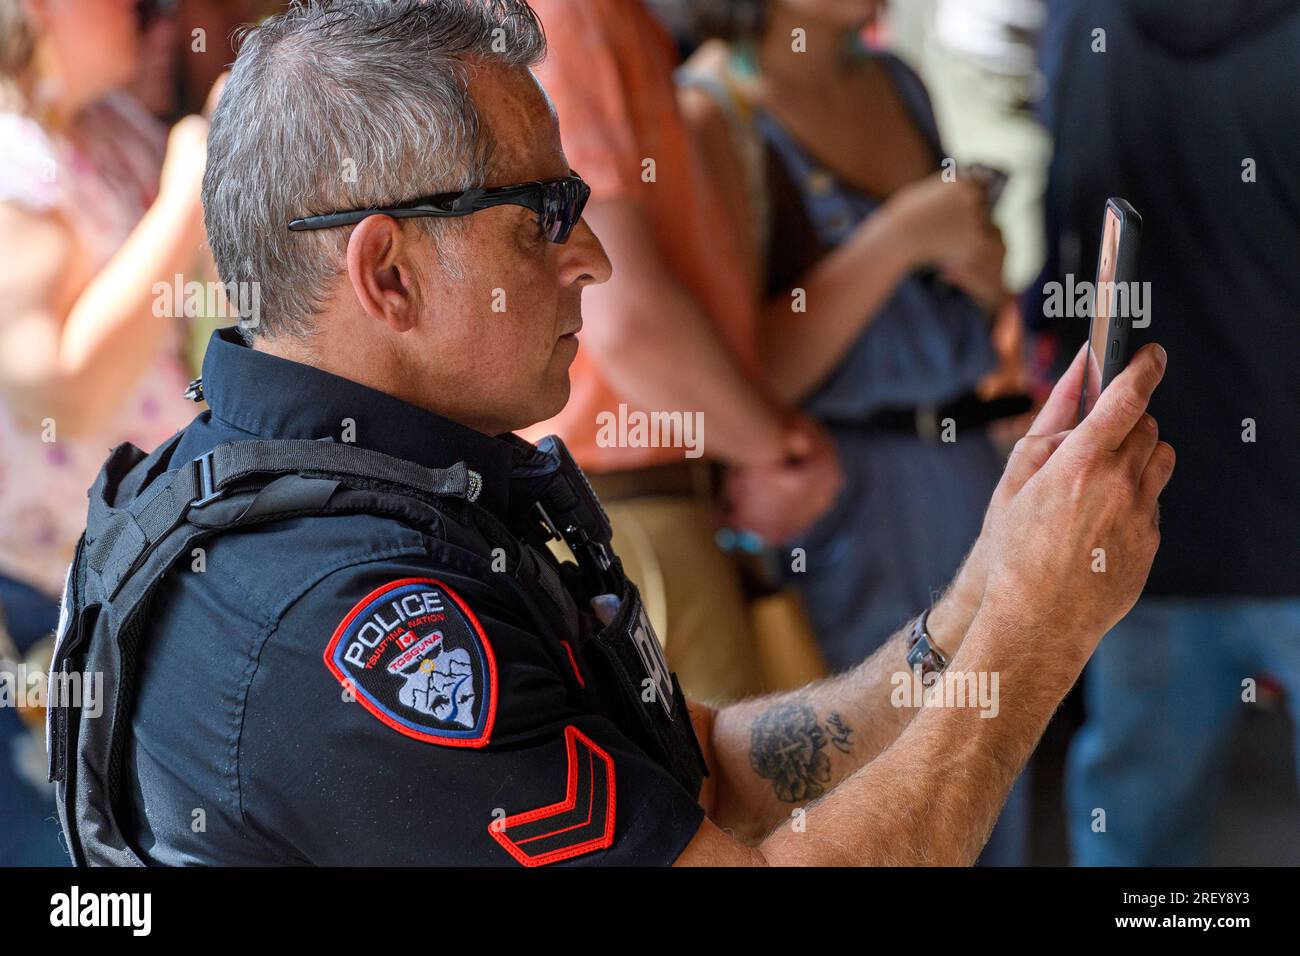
[563,218,613,286]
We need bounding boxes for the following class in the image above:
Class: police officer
[50,0,1174,867]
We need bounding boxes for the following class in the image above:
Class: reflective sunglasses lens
[536,179,588,243]
[541,183,571,243]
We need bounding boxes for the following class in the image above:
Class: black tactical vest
[48,433,707,866]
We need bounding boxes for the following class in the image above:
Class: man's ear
[345,215,422,333]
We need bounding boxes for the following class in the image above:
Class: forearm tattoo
[749,702,856,803]
[825,710,854,755]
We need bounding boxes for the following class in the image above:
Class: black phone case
[1097,198,1143,392]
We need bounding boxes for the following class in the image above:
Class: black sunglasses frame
[287,173,591,244]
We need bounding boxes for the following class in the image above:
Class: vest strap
[85,440,475,600]
[203,439,474,501]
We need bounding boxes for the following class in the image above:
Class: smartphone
[1078,198,1142,422]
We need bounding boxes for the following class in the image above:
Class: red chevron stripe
[489,725,616,866]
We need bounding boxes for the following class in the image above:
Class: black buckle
[192,451,222,507]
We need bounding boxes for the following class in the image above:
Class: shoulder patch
[324,577,497,747]
[489,725,617,867]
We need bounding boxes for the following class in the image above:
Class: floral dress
[0,92,197,599]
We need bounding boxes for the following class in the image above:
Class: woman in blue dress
[676,0,1021,664]
[672,0,1030,861]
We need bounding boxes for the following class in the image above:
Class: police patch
[324,577,497,747]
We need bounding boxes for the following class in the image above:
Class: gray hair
[202,0,547,341]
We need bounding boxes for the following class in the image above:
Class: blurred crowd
[1,0,1296,866]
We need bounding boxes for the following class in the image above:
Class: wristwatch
[906,607,949,681]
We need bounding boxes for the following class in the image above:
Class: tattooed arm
[679,600,1091,866]
[691,580,978,844]
[689,345,1108,831]
[673,344,1174,866]
[683,344,1089,847]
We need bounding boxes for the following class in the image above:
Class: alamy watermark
[50,886,151,936]
[0,664,103,718]
[153,273,261,329]
[1042,273,1151,328]
[595,403,704,459]
[890,669,1000,718]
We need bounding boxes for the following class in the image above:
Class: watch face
[907,612,946,682]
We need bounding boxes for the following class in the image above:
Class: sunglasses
[287,172,591,244]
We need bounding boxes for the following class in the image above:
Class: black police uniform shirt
[121,329,705,865]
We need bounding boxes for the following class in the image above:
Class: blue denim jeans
[0,574,70,866]
[1066,597,1300,865]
